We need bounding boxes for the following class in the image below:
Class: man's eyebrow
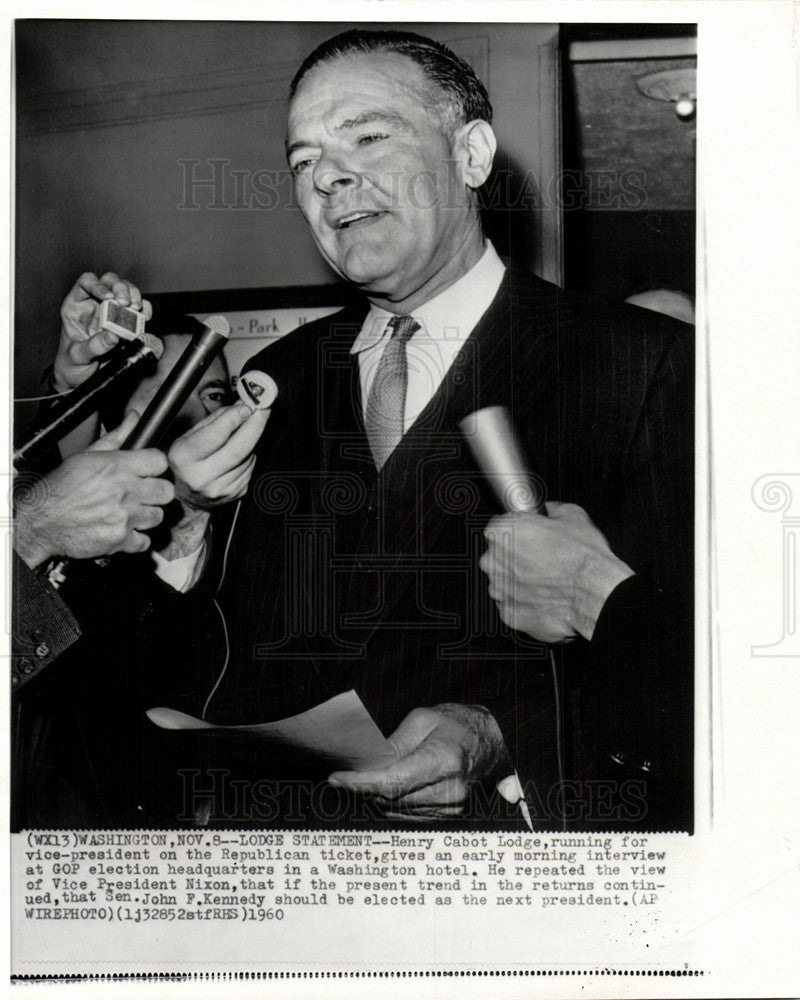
[285,137,311,159]
[335,111,411,133]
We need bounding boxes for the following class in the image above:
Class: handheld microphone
[459,405,547,515]
[123,315,230,450]
[460,406,555,827]
[14,334,164,469]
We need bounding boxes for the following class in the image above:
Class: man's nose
[312,150,361,197]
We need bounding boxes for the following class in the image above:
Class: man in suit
[167,29,693,830]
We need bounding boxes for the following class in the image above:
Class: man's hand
[167,402,270,510]
[480,502,634,643]
[14,412,174,569]
[53,271,152,392]
[328,703,507,818]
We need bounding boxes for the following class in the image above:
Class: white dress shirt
[352,242,506,433]
[152,544,208,593]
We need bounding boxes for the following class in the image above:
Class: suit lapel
[314,302,370,481]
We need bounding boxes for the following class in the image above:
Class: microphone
[459,405,547,515]
[14,334,164,469]
[123,315,230,450]
[459,406,550,831]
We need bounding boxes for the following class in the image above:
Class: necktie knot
[388,314,420,344]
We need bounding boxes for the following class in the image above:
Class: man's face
[125,334,231,441]
[286,52,475,306]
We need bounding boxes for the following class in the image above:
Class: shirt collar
[350,242,506,355]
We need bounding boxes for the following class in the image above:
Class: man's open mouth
[336,211,383,229]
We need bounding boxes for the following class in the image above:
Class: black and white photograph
[4,4,800,996]
[12,17,695,832]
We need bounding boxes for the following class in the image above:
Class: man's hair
[289,29,493,137]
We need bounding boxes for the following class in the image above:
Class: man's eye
[357,133,388,146]
[199,387,229,413]
[291,157,317,175]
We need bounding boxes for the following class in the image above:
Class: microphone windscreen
[199,314,230,338]
[459,405,546,514]
[147,312,230,341]
[139,332,164,359]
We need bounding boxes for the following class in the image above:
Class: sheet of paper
[146,689,396,770]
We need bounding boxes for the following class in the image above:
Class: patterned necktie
[365,315,420,470]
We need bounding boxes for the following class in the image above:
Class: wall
[560,30,696,297]
[14,20,561,405]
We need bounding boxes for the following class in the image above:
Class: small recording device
[237,370,279,410]
[99,299,147,341]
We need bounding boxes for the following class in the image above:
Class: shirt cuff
[574,556,636,641]
[151,541,207,593]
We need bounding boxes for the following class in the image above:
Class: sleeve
[574,324,695,829]
[11,553,82,690]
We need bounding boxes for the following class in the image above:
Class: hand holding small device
[237,370,278,411]
[54,271,152,393]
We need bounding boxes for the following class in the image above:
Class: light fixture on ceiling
[636,68,696,120]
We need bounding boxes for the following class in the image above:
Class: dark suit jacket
[11,544,219,830]
[205,263,694,831]
[11,555,82,691]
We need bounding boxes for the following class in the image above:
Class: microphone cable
[201,497,243,721]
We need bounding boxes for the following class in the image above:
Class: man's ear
[453,120,497,189]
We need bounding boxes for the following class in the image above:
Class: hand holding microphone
[23,309,270,582]
[121,314,272,510]
[462,406,633,643]
[14,411,175,570]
